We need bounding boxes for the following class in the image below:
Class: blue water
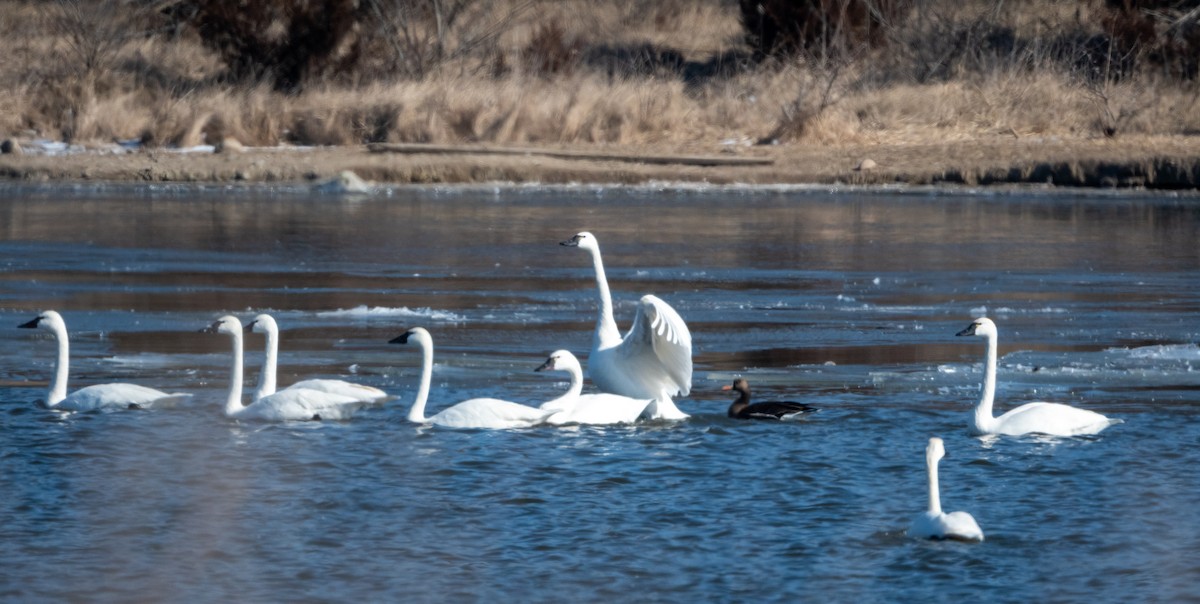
[1,186,1198,602]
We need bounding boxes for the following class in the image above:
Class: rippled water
[1,185,1198,601]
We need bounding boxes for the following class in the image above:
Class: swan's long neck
[224,330,247,417]
[564,359,584,400]
[46,323,70,407]
[926,449,943,516]
[253,325,279,400]
[974,331,998,432]
[587,244,621,348]
[407,337,433,423]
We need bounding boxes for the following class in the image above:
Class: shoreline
[2,136,1199,191]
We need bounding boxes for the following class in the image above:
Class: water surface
[1,186,1198,602]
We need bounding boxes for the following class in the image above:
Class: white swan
[535,350,653,426]
[389,327,557,429]
[203,315,366,421]
[18,310,192,411]
[560,231,693,420]
[909,437,984,542]
[957,317,1118,437]
[245,313,390,404]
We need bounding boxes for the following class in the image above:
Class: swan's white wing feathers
[240,388,365,421]
[432,398,556,429]
[288,379,391,404]
[621,295,693,397]
[545,393,653,426]
[994,401,1115,437]
[58,383,193,411]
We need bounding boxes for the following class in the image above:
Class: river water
[1,185,1198,602]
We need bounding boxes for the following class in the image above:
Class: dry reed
[1,0,1197,151]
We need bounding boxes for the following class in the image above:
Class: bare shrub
[739,0,909,61]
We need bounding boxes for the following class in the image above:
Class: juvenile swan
[19,310,192,411]
[245,314,389,404]
[957,317,1118,437]
[560,231,692,420]
[535,350,653,426]
[203,316,365,421]
[722,378,816,420]
[389,327,557,429]
[908,437,984,542]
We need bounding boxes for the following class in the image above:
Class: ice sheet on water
[316,305,465,322]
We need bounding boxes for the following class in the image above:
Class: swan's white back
[247,313,390,404]
[205,315,366,421]
[561,231,693,420]
[958,317,1118,437]
[20,310,192,411]
[392,327,556,429]
[909,437,984,542]
[535,349,652,425]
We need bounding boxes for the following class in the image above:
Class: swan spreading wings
[560,231,693,420]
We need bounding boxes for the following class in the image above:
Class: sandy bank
[2,136,1198,190]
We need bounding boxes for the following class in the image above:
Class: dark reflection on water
[1,186,1198,601]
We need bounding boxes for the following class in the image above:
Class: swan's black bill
[243,320,258,333]
[535,357,554,372]
[389,331,414,344]
[200,321,222,334]
[559,234,582,247]
[18,317,41,329]
[956,322,978,337]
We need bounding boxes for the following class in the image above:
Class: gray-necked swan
[203,315,365,421]
[957,317,1118,437]
[560,231,692,420]
[535,350,653,426]
[908,437,984,542]
[389,327,557,429]
[722,378,817,420]
[19,310,192,411]
[245,313,389,404]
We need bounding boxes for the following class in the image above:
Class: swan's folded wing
[624,294,693,397]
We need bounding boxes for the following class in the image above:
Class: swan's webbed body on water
[722,378,816,420]
[560,231,692,420]
[246,314,389,404]
[908,437,984,542]
[957,317,1118,437]
[203,316,366,421]
[19,310,192,411]
[390,327,557,429]
[536,350,653,426]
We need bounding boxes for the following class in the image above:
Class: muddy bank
[1,136,1198,190]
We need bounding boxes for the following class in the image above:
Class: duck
[535,350,653,426]
[202,315,366,421]
[560,231,692,420]
[389,327,558,429]
[722,378,816,420]
[18,310,192,411]
[908,437,984,542]
[244,313,389,404]
[956,317,1119,437]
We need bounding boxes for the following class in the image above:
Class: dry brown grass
[1,0,1197,152]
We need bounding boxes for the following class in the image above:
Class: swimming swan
[203,315,365,421]
[389,327,557,429]
[722,378,817,420]
[560,231,693,420]
[909,437,984,542]
[18,310,192,411]
[245,313,390,404]
[535,350,654,426]
[957,317,1118,437]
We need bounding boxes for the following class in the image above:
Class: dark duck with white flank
[722,378,816,420]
